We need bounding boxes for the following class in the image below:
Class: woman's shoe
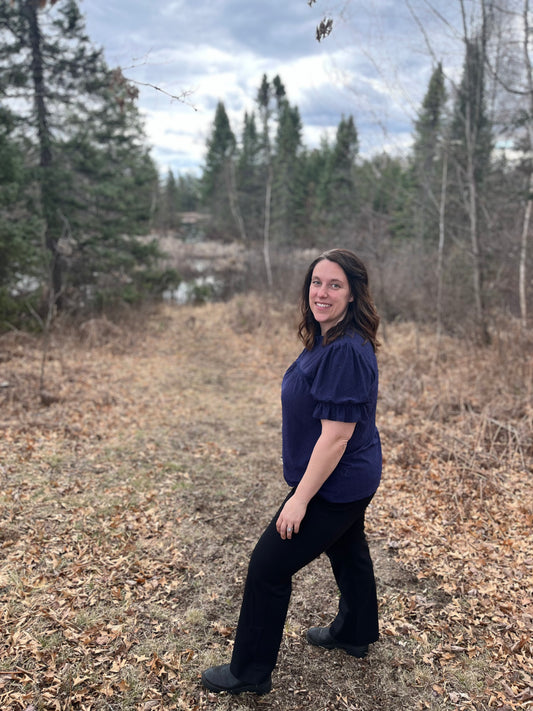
[306,626,369,658]
[201,663,272,694]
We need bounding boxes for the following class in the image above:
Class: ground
[0,298,531,710]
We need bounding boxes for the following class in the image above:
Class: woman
[201,248,381,695]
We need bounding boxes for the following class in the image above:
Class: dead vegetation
[0,298,531,711]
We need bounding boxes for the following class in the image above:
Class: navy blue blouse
[281,331,381,503]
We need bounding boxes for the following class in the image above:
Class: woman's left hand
[276,496,307,540]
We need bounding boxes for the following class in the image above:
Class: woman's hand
[276,496,308,540]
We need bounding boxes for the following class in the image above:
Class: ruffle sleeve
[310,341,376,423]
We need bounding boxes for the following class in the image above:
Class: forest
[0,0,532,341]
[0,2,532,710]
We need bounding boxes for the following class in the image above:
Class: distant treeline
[1,0,531,340]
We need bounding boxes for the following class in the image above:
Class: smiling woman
[202,248,382,695]
[309,259,354,335]
[298,249,381,350]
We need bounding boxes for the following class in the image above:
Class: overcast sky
[81,0,466,176]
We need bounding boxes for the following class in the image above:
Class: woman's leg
[229,492,373,683]
[326,507,379,645]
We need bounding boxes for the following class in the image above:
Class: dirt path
[0,301,531,710]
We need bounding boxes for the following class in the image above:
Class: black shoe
[306,626,369,658]
[201,663,272,695]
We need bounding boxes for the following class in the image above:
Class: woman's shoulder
[329,330,374,356]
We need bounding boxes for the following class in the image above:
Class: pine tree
[408,62,449,334]
[330,115,359,199]
[451,39,492,187]
[256,74,275,284]
[272,98,303,243]
[449,34,493,342]
[201,100,244,240]
[202,101,236,201]
[55,68,160,300]
[0,0,160,311]
[413,63,447,174]
[157,169,180,232]
[0,105,42,324]
[410,62,448,243]
[175,174,200,212]
[298,138,333,244]
[236,111,262,242]
[318,115,359,237]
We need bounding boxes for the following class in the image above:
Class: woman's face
[309,259,353,335]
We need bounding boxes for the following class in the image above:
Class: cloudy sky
[81,0,466,176]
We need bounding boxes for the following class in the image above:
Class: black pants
[229,490,378,684]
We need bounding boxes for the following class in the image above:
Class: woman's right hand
[276,496,307,540]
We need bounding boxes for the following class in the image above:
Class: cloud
[82,0,468,175]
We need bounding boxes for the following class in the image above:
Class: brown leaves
[0,306,531,710]
[374,324,533,711]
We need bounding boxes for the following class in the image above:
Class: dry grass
[0,298,531,711]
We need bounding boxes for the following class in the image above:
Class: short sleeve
[310,341,375,423]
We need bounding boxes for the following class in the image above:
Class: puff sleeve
[311,341,376,423]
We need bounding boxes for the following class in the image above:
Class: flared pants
[229,490,379,684]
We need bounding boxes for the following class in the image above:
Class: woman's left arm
[276,418,356,539]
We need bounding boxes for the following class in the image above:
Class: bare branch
[115,52,198,108]
[128,79,198,109]
[405,0,440,65]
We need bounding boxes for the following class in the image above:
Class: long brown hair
[298,249,380,351]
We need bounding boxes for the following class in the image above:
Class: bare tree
[480,0,532,330]
[517,0,532,330]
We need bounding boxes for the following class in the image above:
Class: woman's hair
[298,248,381,352]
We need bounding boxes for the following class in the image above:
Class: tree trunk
[519,173,531,331]
[226,160,247,243]
[436,147,448,345]
[24,0,63,309]
[263,164,273,288]
[459,0,490,344]
[519,0,532,331]
[465,129,488,343]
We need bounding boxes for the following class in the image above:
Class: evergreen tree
[236,111,262,242]
[202,101,236,201]
[256,74,273,167]
[450,39,492,187]
[449,34,493,342]
[256,73,275,284]
[272,98,303,243]
[298,138,333,244]
[413,63,447,174]
[0,0,160,312]
[0,106,42,324]
[330,115,359,199]
[175,174,200,212]
[155,170,200,231]
[55,68,160,301]
[156,169,180,232]
[272,74,286,110]
[410,62,448,243]
[357,153,408,222]
[202,100,243,240]
[318,115,359,237]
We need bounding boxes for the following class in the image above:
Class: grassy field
[0,298,531,710]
